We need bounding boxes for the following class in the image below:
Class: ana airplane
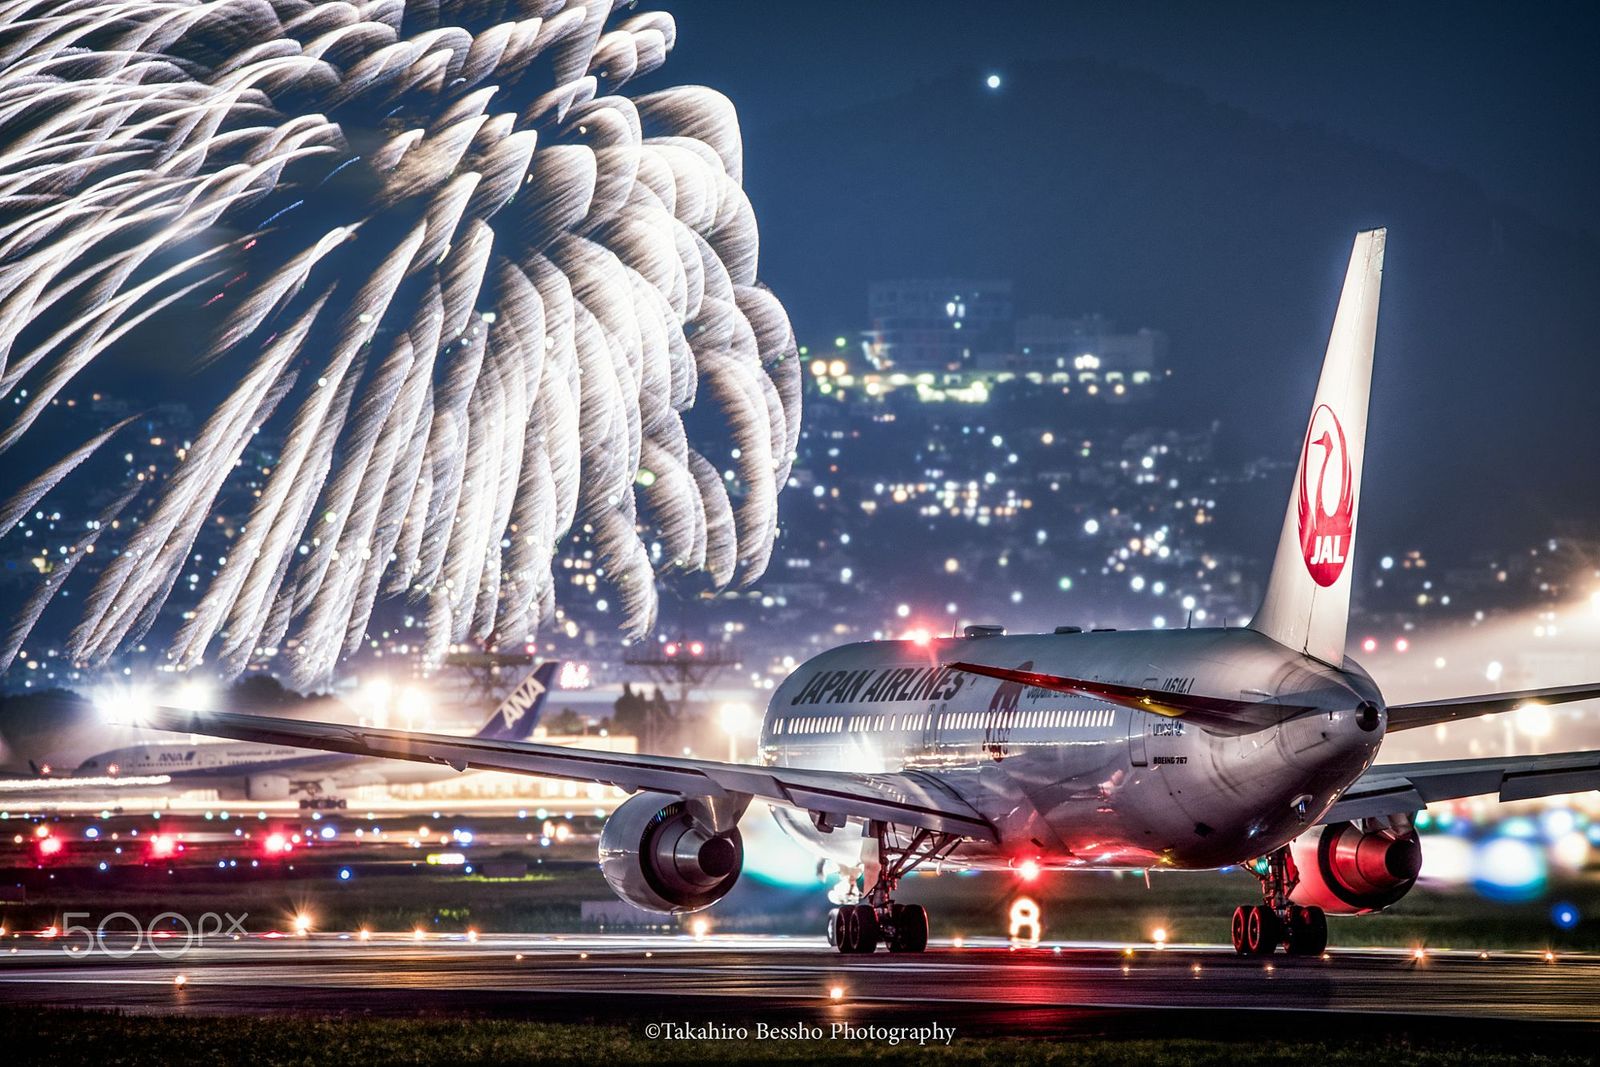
[14,663,558,808]
[151,230,1600,955]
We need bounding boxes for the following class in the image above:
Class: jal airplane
[152,230,1600,955]
[12,663,558,807]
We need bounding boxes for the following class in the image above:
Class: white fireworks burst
[0,0,799,687]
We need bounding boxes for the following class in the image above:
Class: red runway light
[37,836,62,856]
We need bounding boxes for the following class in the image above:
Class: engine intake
[599,792,743,913]
[1287,817,1421,914]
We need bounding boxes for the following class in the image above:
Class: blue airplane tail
[473,662,559,742]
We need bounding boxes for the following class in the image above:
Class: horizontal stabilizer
[1324,748,1600,823]
[945,661,1306,734]
[1387,682,1600,732]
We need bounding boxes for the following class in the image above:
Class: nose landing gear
[1231,848,1327,957]
[829,822,955,954]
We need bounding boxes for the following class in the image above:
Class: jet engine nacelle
[599,792,743,914]
[1287,817,1421,914]
[246,774,291,801]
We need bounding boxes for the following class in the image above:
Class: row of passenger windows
[774,707,1116,736]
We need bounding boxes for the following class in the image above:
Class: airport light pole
[622,638,738,753]
[720,701,754,762]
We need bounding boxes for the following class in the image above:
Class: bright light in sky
[171,680,214,712]
[985,73,1002,90]
[94,682,153,727]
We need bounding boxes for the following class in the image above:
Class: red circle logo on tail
[1297,404,1354,587]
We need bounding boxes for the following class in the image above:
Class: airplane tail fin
[473,661,560,741]
[1251,229,1385,665]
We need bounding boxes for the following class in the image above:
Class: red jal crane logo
[1298,404,1354,586]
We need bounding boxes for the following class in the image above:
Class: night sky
[662,1,1600,236]
[649,1,1600,558]
[4,1,1597,681]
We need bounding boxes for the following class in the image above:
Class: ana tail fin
[474,661,560,741]
[1251,229,1385,665]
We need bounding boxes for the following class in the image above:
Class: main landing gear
[826,822,958,954]
[1231,847,1327,957]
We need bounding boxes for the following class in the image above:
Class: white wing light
[0,1,799,688]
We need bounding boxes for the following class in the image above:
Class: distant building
[865,279,1013,371]
[1011,314,1163,376]
[994,313,1168,398]
[860,281,1166,400]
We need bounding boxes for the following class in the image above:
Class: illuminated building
[866,279,1014,370]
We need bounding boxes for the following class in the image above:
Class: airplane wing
[1386,682,1600,732]
[1320,748,1600,823]
[946,661,1309,734]
[143,707,997,841]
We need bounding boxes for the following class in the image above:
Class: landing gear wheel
[887,903,928,953]
[838,903,880,954]
[837,905,857,953]
[1285,905,1327,957]
[1230,905,1250,955]
[826,907,840,948]
[1245,904,1281,956]
[832,821,959,955]
[1240,847,1324,956]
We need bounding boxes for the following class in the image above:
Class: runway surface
[3,933,1596,1038]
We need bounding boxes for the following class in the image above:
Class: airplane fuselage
[760,627,1386,872]
[12,740,459,800]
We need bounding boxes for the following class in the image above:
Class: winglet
[1251,229,1385,665]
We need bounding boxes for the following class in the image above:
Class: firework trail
[0,0,799,687]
